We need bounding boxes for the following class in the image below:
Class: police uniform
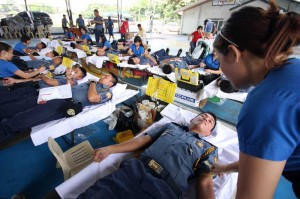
[77,123,218,199]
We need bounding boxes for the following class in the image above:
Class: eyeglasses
[219,30,239,48]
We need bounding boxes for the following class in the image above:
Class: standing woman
[213,0,300,198]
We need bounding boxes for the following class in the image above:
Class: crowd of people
[1,0,299,198]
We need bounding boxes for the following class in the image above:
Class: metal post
[117,0,120,32]
[24,0,28,11]
[138,0,141,21]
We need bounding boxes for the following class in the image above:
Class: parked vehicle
[165,22,180,32]
[1,11,53,30]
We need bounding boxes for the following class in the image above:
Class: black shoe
[154,54,160,65]
[166,48,170,56]
[176,49,182,57]
[147,48,151,53]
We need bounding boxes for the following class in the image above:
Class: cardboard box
[174,87,202,107]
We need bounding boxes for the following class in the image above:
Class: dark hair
[99,34,107,45]
[0,42,12,52]
[128,57,135,65]
[198,112,217,131]
[94,9,99,13]
[52,50,59,57]
[197,26,203,30]
[219,79,238,93]
[162,64,172,74]
[40,42,46,49]
[137,24,141,27]
[109,72,118,87]
[213,0,300,69]
[79,14,82,17]
[63,14,66,17]
[21,34,31,43]
[78,67,87,78]
[81,27,87,33]
[108,16,111,20]
[125,18,129,21]
[133,36,144,48]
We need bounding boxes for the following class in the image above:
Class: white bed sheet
[199,79,248,102]
[30,81,139,146]
[56,104,239,199]
[117,62,150,70]
[146,66,176,82]
[65,47,87,59]
[86,55,109,68]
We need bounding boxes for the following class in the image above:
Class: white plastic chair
[36,25,45,38]
[48,137,94,181]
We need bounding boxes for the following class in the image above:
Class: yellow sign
[107,53,120,64]
[62,57,74,69]
[175,68,199,85]
[146,77,177,103]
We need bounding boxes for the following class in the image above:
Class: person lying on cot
[0,72,118,144]
[44,112,218,199]
[128,48,202,74]
[0,65,87,105]
[216,74,254,93]
[2,66,87,89]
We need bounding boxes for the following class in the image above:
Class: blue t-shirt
[97,41,111,51]
[0,60,19,78]
[13,42,26,55]
[108,20,114,31]
[76,18,85,27]
[81,33,92,41]
[168,60,188,70]
[130,44,145,56]
[238,58,300,171]
[65,31,74,39]
[94,16,103,30]
[202,53,220,70]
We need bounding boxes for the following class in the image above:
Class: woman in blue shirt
[199,49,222,85]
[212,1,300,198]
[128,36,145,56]
[64,27,74,40]
[0,42,45,79]
[97,34,111,51]
[80,28,93,45]
[13,35,32,56]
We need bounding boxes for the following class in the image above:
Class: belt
[138,155,182,198]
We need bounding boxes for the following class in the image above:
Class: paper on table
[37,84,72,104]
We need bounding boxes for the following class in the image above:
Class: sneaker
[176,49,182,57]
[166,48,170,56]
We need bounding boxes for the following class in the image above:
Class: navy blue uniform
[77,123,218,199]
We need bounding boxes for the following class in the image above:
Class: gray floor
[0,32,190,56]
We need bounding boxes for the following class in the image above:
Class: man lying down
[0,73,118,145]
[45,112,219,199]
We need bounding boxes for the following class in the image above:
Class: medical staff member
[213,0,300,198]
[0,42,45,79]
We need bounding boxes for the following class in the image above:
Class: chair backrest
[48,137,93,181]
[2,26,10,33]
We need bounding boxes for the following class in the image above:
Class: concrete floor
[0,32,190,57]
